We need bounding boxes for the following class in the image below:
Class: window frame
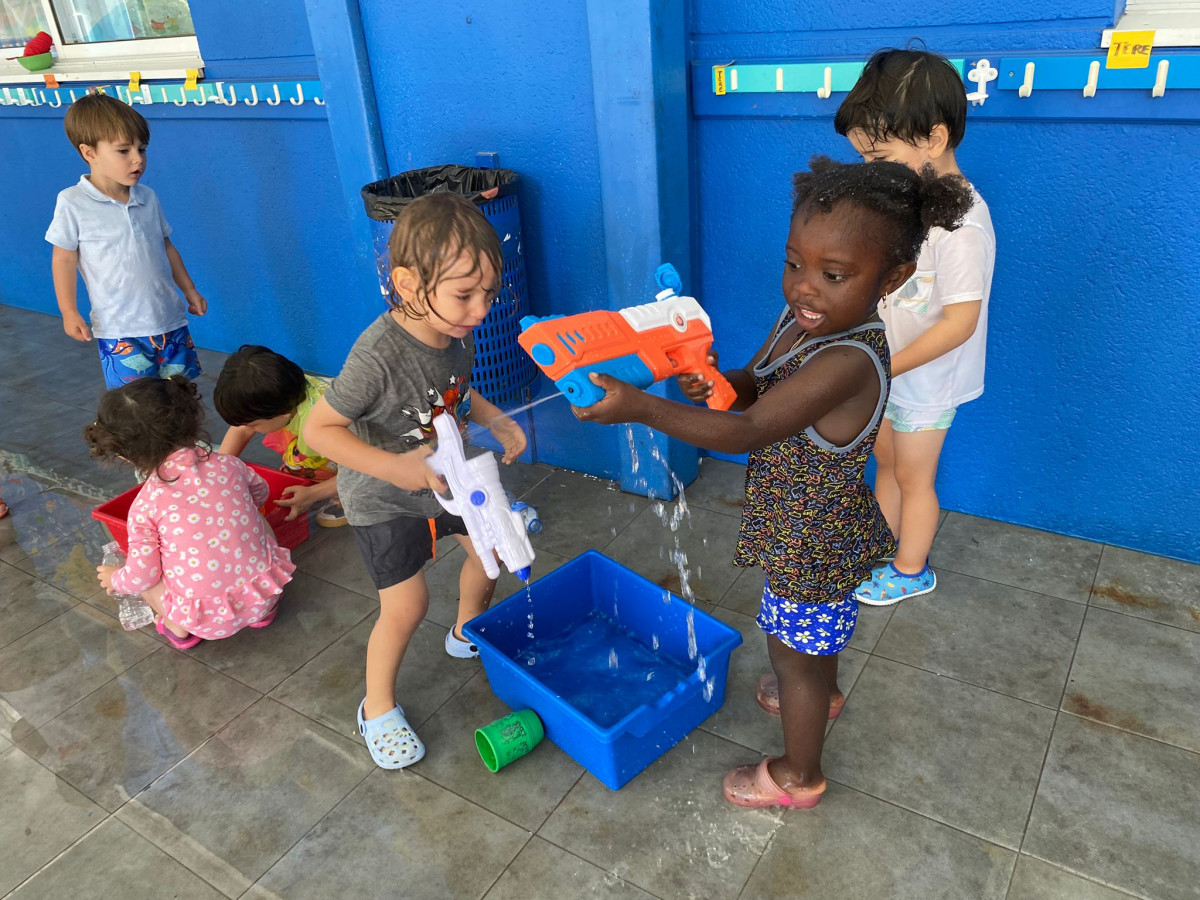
[0,0,203,84]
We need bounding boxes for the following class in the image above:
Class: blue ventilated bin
[463,551,743,790]
[360,161,538,408]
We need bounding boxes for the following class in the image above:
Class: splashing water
[624,424,640,475]
[671,536,695,602]
[608,648,619,670]
[686,608,697,660]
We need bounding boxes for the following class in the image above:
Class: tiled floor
[2,302,1199,900]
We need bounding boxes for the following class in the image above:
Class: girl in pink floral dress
[87,376,295,649]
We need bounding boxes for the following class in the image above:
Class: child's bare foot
[755,673,844,718]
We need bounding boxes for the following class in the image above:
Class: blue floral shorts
[97,325,201,390]
[756,581,858,655]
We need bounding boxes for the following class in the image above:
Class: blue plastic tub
[463,550,743,790]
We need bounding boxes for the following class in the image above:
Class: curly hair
[791,156,973,271]
[213,345,308,426]
[386,192,502,319]
[84,376,209,480]
[834,48,967,150]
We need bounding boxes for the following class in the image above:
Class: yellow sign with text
[1106,31,1155,69]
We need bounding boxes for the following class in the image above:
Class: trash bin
[361,161,537,409]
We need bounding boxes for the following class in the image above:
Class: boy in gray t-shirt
[304,195,526,770]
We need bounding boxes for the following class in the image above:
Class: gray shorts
[351,511,468,591]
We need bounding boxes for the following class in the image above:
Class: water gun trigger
[664,348,736,412]
[703,372,737,411]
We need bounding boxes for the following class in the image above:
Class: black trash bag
[361,165,519,222]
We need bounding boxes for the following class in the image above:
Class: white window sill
[0,52,204,85]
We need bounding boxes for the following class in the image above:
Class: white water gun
[427,413,535,582]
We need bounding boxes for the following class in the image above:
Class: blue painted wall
[1,0,1193,561]
[357,0,618,476]
[0,0,377,377]
[691,0,1200,562]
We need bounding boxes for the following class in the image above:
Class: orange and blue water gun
[518,264,736,410]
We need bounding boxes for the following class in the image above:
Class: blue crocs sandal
[855,561,936,607]
[357,699,426,769]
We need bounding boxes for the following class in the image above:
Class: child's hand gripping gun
[427,414,535,582]
[517,264,737,410]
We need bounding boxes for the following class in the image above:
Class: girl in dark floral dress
[577,157,971,808]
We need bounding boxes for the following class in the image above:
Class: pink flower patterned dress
[109,447,296,639]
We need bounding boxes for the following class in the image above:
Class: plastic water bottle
[102,541,154,631]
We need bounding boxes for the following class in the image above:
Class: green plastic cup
[475,709,544,772]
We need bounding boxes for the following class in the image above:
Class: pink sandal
[249,602,279,629]
[723,757,825,809]
[755,674,845,719]
[156,617,201,650]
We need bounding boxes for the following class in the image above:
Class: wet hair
[386,193,502,318]
[791,156,973,271]
[84,376,209,480]
[213,345,308,426]
[63,92,150,159]
[834,48,967,150]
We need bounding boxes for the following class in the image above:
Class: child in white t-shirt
[835,48,997,605]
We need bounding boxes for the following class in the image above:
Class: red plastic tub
[92,462,312,554]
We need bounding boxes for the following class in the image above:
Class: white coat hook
[47,89,62,107]
[816,66,832,99]
[245,84,259,106]
[266,83,281,105]
[965,58,998,105]
[173,87,188,107]
[23,89,39,106]
[1083,60,1100,98]
[290,83,304,105]
[1152,59,1168,98]
[68,89,77,103]
[1018,61,1035,98]
[191,88,207,106]
[159,87,169,104]
[313,91,324,106]
[223,84,237,105]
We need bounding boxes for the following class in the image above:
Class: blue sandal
[357,699,425,769]
[855,561,936,607]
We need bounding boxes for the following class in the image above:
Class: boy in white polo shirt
[46,92,207,389]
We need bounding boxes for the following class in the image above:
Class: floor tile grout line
[3,615,163,760]
[0,809,118,898]
[229,763,378,899]
[1077,597,1200,637]
[821,777,1027,858]
[1014,850,1153,900]
[1009,707,1060,890]
[109,695,376,900]
[862,650,1067,713]
[531,816,675,900]
[867,647,1066,711]
[1056,707,1200,757]
[475,832,536,900]
[926,559,1093,606]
